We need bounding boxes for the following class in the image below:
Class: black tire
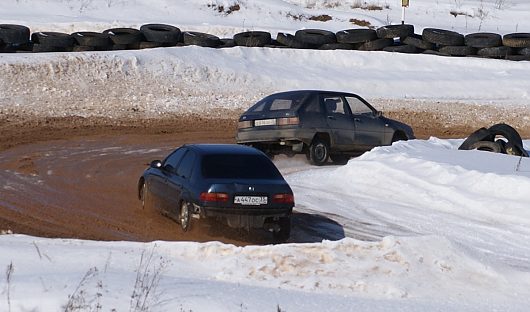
[359,38,394,51]
[439,45,477,56]
[336,29,377,43]
[495,139,508,154]
[376,24,414,39]
[179,201,192,232]
[505,141,529,157]
[422,49,448,56]
[140,181,149,209]
[403,34,435,50]
[295,29,336,46]
[503,33,530,48]
[383,44,419,53]
[0,24,30,45]
[458,127,494,150]
[519,47,530,56]
[319,43,358,50]
[72,32,111,49]
[111,44,128,50]
[488,123,524,149]
[308,138,329,166]
[465,32,502,48]
[138,41,165,49]
[506,55,530,61]
[219,38,236,48]
[183,31,222,48]
[32,44,69,53]
[140,23,181,44]
[330,154,349,165]
[72,45,96,52]
[477,46,513,58]
[234,31,271,47]
[103,28,144,45]
[276,32,312,49]
[468,141,502,153]
[422,28,464,46]
[31,32,74,48]
[272,217,291,243]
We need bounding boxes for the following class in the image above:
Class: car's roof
[184,144,263,156]
[268,90,357,97]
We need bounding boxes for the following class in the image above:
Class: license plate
[234,196,268,206]
[254,119,276,127]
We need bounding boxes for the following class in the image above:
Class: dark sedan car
[236,90,415,165]
[138,144,294,241]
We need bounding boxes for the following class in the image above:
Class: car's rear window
[248,93,306,112]
[201,154,283,179]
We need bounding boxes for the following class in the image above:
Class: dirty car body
[236,90,414,165]
[138,144,294,241]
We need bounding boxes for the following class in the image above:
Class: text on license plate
[254,119,276,127]
[234,196,268,205]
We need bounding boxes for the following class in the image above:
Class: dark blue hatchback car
[138,144,294,241]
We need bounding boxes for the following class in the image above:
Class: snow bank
[1,233,529,311]
[2,46,530,119]
[288,139,530,271]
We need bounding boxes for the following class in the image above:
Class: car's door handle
[327,116,336,120]
[354,118,361,122]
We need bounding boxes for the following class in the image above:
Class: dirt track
[1,109,529,245]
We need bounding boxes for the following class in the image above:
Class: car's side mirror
[150,160,162,168]
[375,110,383,117]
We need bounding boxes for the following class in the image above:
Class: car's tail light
[277,117,299,126]
[272,193,294,204]
[200,192,229,202]
[238,120,253,129]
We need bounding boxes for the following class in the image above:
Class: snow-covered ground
[2,0,530,311]
[2,140,530,311]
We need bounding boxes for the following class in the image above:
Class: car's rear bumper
[197,205,293,229]
[236,128,313,145]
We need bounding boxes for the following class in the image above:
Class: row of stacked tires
[1,23,530,61]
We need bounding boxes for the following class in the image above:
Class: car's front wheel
[179,201,192,232]
[140,181,149,210]
[308,139,329,166]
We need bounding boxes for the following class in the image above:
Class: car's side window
[346,96,373,115]
[249,101,266,112]
[323,96,350,116]
[163,148,187,173]
[176,150,195,179]
[303,95,322,113]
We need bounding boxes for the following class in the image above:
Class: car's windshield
[248,93,307,112]
[201,154,283,179]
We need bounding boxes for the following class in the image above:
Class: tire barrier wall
[1,23,530,61]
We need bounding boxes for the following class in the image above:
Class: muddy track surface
[1,111,528,245]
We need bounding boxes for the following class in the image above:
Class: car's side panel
[147,170,168,212]
[352,114,387,148]
[320,94,356,150]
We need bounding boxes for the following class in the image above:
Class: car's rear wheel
[308,139,329,166]
[330,154,349,165]
[179,201,192,232]
[273,217,291,243]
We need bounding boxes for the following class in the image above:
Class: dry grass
[350,18,373,28]
[351,1,389,11]
[309,14,333,22]
[450,10,472,17]
[207,3,241,15]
